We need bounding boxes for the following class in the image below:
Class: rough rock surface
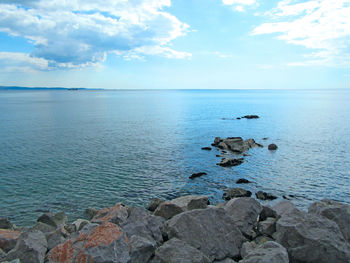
[129,235,155,263]
[0,218,14,230]
[240,241,289,263]
[257,217,276,237]
[189,172,207,179]
[268,144,278,150]
[92,203,128,225]
[223,188,252,200]
[212,137,262,154]
[154,202,184,220]
[4,230,47,263]
[0,229,21,252]
[236,178,251,184]
[46,222,130,263]
[37,212,67,229]
[166,208,245,261]
[151,238,211,263]
[308,199,350,242]
[255,191,277,201]
[260,206,278,221]
[147,198,165,212]
[169,195,209,211]
[273,201,350,263]
[224,197,262,238]
[72,219,89,232]
[85,207,99,220]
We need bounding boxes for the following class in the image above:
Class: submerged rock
[147,198,165,212]
[255,191,277,201]
[201,147,212,151]
[236,178,252,184]
[223,188,252,200]
[189,172,207,179]
[268,144,278,150]
[240,241,289,263]
[151,238,211,263]
[166,208,245,261]
[217,158,244,167]
[242,115,260,119]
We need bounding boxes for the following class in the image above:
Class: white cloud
[253,0,350,67]
[222,0,258,12]
[0,0,189,70]
[0,52,49,72]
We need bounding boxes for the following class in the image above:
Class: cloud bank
[253,0,350,67]
[0,0,190,70]
[222,0,258,12]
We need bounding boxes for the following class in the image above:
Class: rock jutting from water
[212,137,263,154]
[1,197,350,263]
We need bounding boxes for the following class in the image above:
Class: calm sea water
[1,89,350,226]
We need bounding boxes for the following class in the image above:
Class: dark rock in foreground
[0,218,14,230]
[217,158,244,167]
[268,144,278,150]
[223,188,252,200]
[189,172,207,179]
[256,191,278,200]
[240,241,289,263]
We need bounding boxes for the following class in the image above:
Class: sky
[0,0,349,89]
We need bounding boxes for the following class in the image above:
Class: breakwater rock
[1,197,350,263]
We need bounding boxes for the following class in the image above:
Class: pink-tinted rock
[91,204,128,225]
[0,229,21,252]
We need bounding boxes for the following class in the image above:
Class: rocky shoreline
[1,196,350,263]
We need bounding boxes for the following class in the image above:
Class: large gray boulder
[128,235,156,263]
[169,195,209,211]
[122,207,165,246]
[308,199,350,242]
[224,198,262,238]
[4,230,47,263]
[166,208,245,261]
[273,201,350,263]
[154,202,184,220]
[257,217,276,237]
[223,188,252,200]
[151,238,211,263]
[240,241,289,263]
[147,198,165,212]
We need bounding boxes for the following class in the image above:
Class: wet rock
[85,207,99,220]
[0,218,14,230]
[4,230,47,263]
[223,188,252,200]
[122,207,165,246]
[0,229,21,252]
[46,222,130,263]
[236,178,251,184]
[224,198,262,238]
[189,172,207,179]
[147,198,165,212]
[240,241,289,263]
[236,117,241,120]
[217,158,244,167]
[212,137,262,154]
[257,217,276,237]
[166,208,245,261]
[268,144,278,150]
[154,202,184,220]
[91,203,128,225]
[201,147,212,151]
[308,199,350,243]
[129,235,156,263]
[242,115,259,119]
[170,195,209,211]
[255,191,277,201]
[273,201,350,263]
[151,238,211,263]
[37,212,67,229]
[72,219,89,232]
[262,137,269,140]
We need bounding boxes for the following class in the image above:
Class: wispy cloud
[222,0,258,12]
[252,0,350,67]
[0,0,190,70]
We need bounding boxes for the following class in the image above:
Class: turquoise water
[0,89,350,226]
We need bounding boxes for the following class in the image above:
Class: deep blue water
[1,89,350,226]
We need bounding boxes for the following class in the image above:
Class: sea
[0,89,349,226]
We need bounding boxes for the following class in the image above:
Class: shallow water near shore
[1,89,350,226]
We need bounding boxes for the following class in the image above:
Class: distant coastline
[0,86,103,91]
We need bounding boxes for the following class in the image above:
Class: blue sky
[0,0,349,89]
